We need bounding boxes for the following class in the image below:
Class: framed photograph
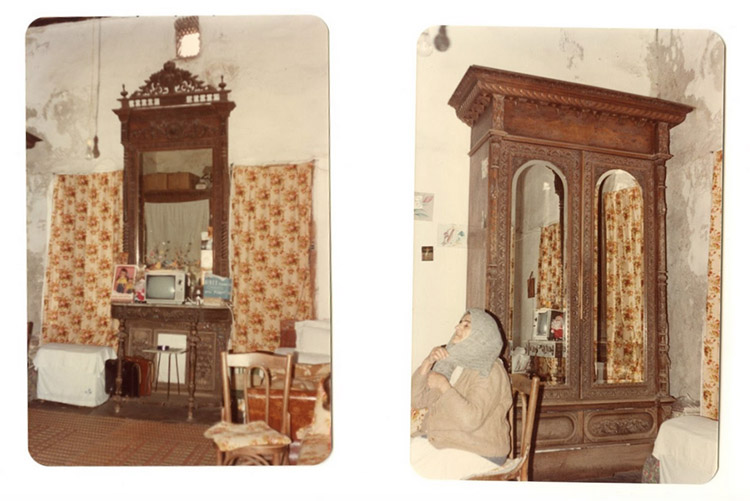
[527,340,561,359]
[111,264,137,303]
[549,310,565,341]
[534,308,565,341]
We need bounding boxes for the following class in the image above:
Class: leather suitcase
[125,356,153,396]
[105,359,140,397]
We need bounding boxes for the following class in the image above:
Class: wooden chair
[467,373,541,481]
[204,351,293,465]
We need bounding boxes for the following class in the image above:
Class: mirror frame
[581,154,658,400]
[113,61,235,277]
[494,140,581,402]
[510,160,568,386]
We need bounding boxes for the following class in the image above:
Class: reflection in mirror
[141,149,213,277]
[595,170,645,384]
[511,161,567,385]
[145,200,208,276]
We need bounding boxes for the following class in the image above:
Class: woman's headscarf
[432,308,503,379]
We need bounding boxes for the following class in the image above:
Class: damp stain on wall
[644,29,725,399]
[558,30,584,70]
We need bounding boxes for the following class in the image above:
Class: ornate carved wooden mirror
[114,61,235,278]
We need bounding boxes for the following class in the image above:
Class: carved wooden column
[655,121,673,400]
[114,317,128,413]
[187,318,199,421]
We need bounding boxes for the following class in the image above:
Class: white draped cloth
[145,200,209,266]
[33,343,116,407]
[410,436,500,480]
[652,415,718,484]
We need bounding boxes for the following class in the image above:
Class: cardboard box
[142,173,168,192]
[167,172,200,190]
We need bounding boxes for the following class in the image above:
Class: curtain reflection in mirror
[596,173,645,384]
[511,162,566,384]
[537,223,562,309]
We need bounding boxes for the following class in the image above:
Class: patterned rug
[28,408,217,466]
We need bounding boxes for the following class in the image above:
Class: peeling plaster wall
[26,17,330,351]
[413,28,724,402]
[645,30,725,399]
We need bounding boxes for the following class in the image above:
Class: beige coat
[411,361,512,458]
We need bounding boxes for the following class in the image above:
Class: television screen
[147,275,176,300]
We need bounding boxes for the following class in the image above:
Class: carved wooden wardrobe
[449,66,692,480]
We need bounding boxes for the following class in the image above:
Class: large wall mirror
[594,169,646,385]
[141,149,212,278]
[114,61,235,279]
[510,160,567,385]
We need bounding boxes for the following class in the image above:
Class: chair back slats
[221,351,294,435]
[508,373,541,481]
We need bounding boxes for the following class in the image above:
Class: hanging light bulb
[92,135,100,158]
[434,25,450,52]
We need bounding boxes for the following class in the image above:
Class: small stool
[143,347,186,399]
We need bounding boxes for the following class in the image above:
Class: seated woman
[411,308,512,479]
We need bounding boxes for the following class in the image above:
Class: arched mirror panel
[594,170,646,385]
[510,160,567,386]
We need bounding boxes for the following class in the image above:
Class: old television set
[145,269,187,305]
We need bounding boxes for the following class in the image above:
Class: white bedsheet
[33,343,117,407]
[410,436,500,480]
[652,415,718,484]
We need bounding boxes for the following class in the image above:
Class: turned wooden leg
[115,319,128,413]
[187,321,198,421]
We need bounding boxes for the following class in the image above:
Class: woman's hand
[419,346,449,374]
[426,372,451,393]
[425,346,449,364]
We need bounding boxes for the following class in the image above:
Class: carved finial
[121,84,128,98]
[219,75,226,90]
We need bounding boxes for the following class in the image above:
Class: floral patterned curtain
[230,162,314,352]
[702,150,723,420]
[537,222,563,309]
[603,186,645,383]
[41,171,123,348]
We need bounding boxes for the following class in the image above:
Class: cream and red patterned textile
[536,222,563,310]
[203,421,291,451]
[230,163,314,352]
[701,150,723,420]
[603,186,645,383]
[41,171,123,348]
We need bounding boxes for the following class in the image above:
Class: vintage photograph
[411,26,724,483]
[26,16,330,468]
[111,264,136,301]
